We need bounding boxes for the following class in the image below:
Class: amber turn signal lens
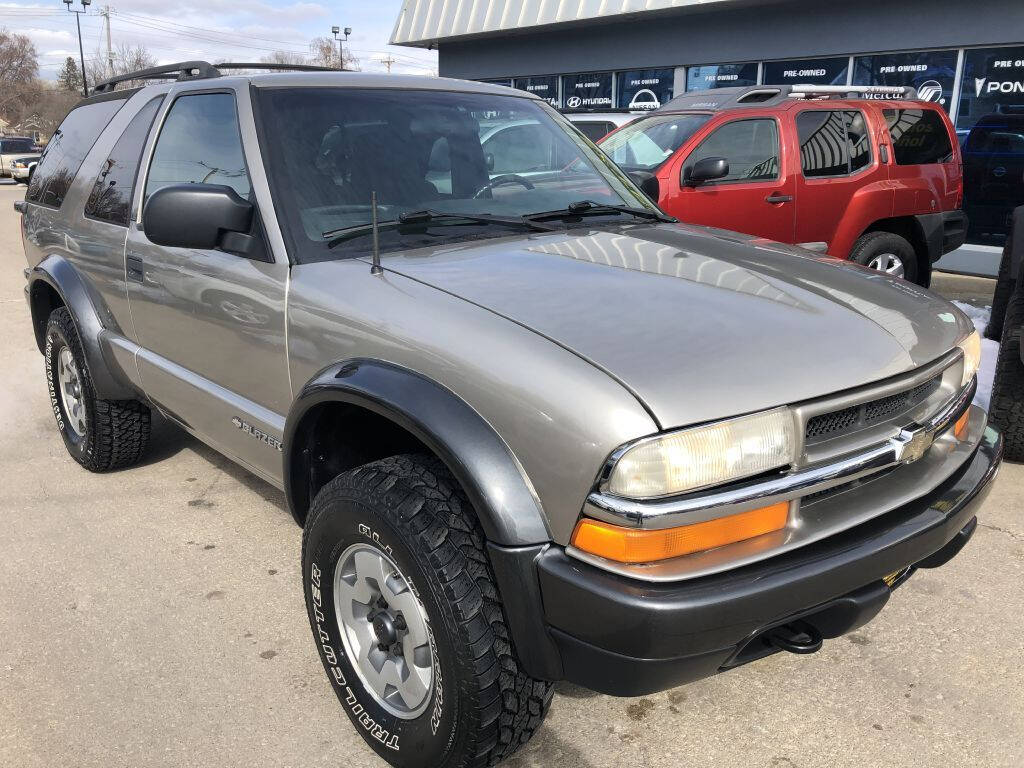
[570,502,789,564]
[954,410,970,441]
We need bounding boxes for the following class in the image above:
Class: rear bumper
[533,425,1002,696]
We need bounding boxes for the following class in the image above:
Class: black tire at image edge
[989,292,1024,462]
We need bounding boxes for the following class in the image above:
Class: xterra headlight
[957,330,982,388]
[605,408,796,499]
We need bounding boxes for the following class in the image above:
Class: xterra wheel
[44,307,151,471]
[302,454,553,768]
[850,231,920,285]
[989,292,1024,462]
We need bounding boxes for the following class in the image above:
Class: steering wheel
[472,174,535,198]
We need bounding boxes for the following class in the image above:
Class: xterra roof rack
[91,60,338,94]
[654,84,917,113]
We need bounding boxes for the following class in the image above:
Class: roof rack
[654,83,920,113]
[788,84,918,100]
[91,60,340,94]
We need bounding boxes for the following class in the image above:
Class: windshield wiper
[324,209,554,249]
[525,200,676,224]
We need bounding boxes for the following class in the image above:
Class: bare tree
[308,36,359,71]
[0,28,39,125]
[260,50,310,72]
[87,43,156,90]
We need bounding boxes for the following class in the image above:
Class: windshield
[599,113,712,171]
[256,87,655,261]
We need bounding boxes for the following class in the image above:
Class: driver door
[663,117,796,243]
[126,88,290,482]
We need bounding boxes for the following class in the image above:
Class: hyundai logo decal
[566,96,583,109]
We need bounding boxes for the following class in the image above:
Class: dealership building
[391,0,1024,273]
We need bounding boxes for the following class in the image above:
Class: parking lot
[1,180,1022,767]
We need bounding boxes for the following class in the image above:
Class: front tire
[990,292,1024,462]
[302,454,552,768]
[849,231,921,285]
[44,307,151,471]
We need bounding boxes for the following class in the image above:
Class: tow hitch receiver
[766,620,824,655]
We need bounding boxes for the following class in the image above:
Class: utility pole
[99,5,114,78]
[379,56,395,73]
[63,0,91,98]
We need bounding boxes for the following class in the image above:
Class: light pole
[332,25,351,70]
[63,0,91,97]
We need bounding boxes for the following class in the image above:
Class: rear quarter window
[884,108,953,165]
[27,98,125,208]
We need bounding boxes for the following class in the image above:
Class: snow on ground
[952,301,999,412]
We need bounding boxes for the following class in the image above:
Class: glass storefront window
[512,75,560,107]
[957,46,1024,131]
[852,50,957,111]
[561,72,613,110]
[763,57,849,86]
[616,68,675,110]
[958,47,1024,245]
[479,78,513,87]
[686,64,758,92]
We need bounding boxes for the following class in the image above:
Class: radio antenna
[370,191,382,275]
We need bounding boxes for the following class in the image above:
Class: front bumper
[535,425,1002,696]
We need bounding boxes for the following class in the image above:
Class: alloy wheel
[333,543,434,719]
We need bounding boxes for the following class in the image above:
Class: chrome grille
[805,376,942,445]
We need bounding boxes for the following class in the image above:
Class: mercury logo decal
[917,80,944,104]
[232,416,283,452]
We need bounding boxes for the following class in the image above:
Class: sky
[0,0,437,80]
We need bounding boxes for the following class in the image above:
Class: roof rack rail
[213,62,339,73]
[788,84,918,100]
[91,61,220,94]
[91,60,341,94]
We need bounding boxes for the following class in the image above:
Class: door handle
[126,254,144,283]
[765,193,793,204]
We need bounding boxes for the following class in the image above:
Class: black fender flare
[28,254,137,401]
[283,359,552,547]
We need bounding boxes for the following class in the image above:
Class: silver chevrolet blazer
[17,62,1002,768]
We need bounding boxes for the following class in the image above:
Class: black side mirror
[143,183,260,257]
[627,170,660,203]
[682,156,729,187]
[484,152,495,172]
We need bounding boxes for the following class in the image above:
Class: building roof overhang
[390,0,773,48]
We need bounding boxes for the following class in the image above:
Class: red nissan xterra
[599,84,968,286]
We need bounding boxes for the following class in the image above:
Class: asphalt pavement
[1,182,1022,768]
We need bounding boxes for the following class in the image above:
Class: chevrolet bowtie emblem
[893,429,934,464]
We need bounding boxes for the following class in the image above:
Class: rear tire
[302,454,552,768]
[849,231,921,285]
[44,307,151,471]
[989,292,1024,462]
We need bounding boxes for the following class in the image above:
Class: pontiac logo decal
[231,416,283,452]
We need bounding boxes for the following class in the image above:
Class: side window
[797,110,872,177]
[884,108,954,165]
[85,97,164,226]
[144,92,251,201]
[26,99,125,208]
[687,119,779,183]
[484,123,553,174]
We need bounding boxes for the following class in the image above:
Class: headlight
[606,408,796,499]
[958,330,981,388]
